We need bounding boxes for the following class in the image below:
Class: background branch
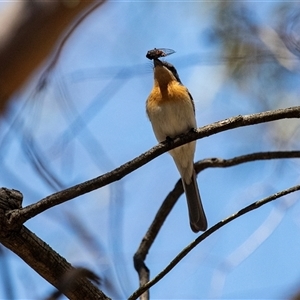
[0,0,106,112]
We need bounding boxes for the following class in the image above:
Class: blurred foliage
[211,2,300,111]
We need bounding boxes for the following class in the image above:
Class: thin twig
[195,151,300,171]
[7,106,300,225]
[128,184,300,300]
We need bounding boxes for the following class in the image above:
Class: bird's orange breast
[146,81,191,112]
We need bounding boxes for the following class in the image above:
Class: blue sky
[1,1,300,299]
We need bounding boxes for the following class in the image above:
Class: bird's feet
[164,136,174,145]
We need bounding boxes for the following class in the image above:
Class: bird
[146,57,208,232]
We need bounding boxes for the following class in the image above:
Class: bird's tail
[183,171,207,232]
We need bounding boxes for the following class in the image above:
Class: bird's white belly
[148,100,196,142]
[147,100,197,182]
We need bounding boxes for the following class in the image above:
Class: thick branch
[129,184,300,300]
[2,228,109,300]
[7,106,300,226]
[0,188,110,300]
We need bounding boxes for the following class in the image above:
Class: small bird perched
[146,54,208,232]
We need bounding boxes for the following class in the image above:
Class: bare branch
[7,106,300,226]
[128,184,300,300]
[195,150,300,172]
[0,188,110,300]
[133,179,183,300]
[133,150,300,298]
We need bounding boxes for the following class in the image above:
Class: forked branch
[129,184,300,300]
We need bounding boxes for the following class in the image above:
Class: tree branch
[195,151,300,172]
[0,188,110,300]
[129,184,300,300]
[133,150,300,299]
[7,106,300,226]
